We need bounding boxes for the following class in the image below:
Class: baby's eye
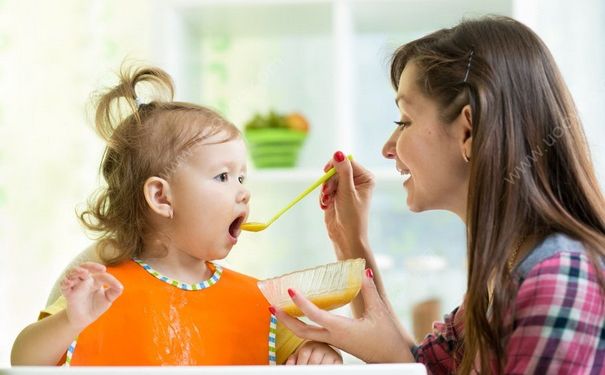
[215,172,229,182]
[238,175,245,184]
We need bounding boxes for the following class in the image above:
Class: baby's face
[168,134,249,260]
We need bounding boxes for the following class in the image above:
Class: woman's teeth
[397,167,412,181]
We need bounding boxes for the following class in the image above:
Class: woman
[273,16,605,373]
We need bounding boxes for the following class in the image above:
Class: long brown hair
[390,16,605,373]
[79,65,239,265]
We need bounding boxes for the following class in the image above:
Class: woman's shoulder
[514,232,603,312]
[516,232,600,281]
[508,234,605,373]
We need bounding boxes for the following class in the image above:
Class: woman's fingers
[319,190,331,210]
[320,159,338,209]
[272,308,328,343]
[287,289,342,329]
[330,151,355,195]
[358,269,384,313]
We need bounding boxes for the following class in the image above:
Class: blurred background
[1,0,604,365]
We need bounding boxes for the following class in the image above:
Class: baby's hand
[60,262,123,331]
[286,341,343,365]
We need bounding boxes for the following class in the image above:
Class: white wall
[0,0,154,365]
[514,0,605,185]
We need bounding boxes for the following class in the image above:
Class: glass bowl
[258,258,366,317]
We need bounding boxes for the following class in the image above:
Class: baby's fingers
[285,354,297,365]
[65,267,90,281]
[60,278,76,293]
[78,262,106,273]
[92,272,123,303]
[306,349,326,365]
[61,268,92,295]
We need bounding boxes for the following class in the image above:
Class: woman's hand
[273,269,414,364]
[285,341,343,365]
[60,262,123,331]
[320,151,375,258]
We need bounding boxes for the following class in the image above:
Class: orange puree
[281,288,360,317]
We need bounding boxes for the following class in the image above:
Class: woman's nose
[382,130,398,159]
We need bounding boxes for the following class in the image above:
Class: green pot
[245,128,307,168]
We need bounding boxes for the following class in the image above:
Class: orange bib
[68,259,275,365]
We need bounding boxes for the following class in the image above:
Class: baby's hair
[80,65,240,265]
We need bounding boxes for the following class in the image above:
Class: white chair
[46,243,101,307]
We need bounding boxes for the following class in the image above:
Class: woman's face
[382,61,470,218]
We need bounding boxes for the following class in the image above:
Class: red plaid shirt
[414,235,605,374]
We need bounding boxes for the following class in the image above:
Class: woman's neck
[510,232,547,270]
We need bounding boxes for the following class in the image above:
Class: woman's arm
[320,154,379,309]
[320,153,374,261]
[320,153,414,344]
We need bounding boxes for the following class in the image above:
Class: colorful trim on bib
[64,339,76,366]
[269,313,277,365]
[133,258,223,291]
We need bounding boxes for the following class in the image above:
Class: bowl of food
[258,259,365,317]
[244,111,310,168]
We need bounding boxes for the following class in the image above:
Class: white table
[1,364,426,375]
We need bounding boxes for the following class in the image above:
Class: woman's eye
[215,172,229,182]
[393,121,412,130]
[394,120,411,130]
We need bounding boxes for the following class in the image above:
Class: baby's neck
[138,250,213,284]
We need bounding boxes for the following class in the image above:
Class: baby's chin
[205,246,233,262]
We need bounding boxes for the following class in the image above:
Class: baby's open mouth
[228,215,245,238]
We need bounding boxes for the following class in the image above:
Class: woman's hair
[79,65,240,266]
[390,16,605,373]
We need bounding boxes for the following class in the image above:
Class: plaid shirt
[413,238,605,374]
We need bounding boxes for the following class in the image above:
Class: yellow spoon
[241,155,353,232]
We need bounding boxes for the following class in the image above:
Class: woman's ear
[459,104,473,162]
[143,177,173,219]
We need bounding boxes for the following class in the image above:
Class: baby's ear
[143,176,173,219]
